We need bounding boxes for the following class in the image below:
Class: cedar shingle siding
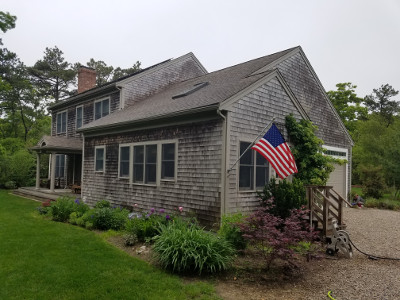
[36,47,353,226]
[83,120,223,225]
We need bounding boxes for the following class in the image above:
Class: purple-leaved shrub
[240,199,318,269]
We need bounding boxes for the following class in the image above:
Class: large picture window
[121,141,177,185]
[56,111,67,134]
[95,146,105,172]
[94,98,110,120]
[239,141,269,190]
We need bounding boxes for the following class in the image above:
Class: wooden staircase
[306,185,352,237]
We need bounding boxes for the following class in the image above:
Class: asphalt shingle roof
[79,47,298,132]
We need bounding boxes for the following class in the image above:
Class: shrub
[123,233,139,246]
[95,200,111,209]
[153,220,235,274]
[239,202,318,269]
[50,196,75,222]
[218,212,246,251]
[258,178,306,219]
[4,180,16,189]
[360,166,386,199]
[92,207,129,231]
[125,212,168,242]
[72,198,89,217]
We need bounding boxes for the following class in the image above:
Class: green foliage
[258,177,306,219]
[153,220,235,274]
[327,82,367,135]
[364,84,399,127]
[125,213,167,242]
[7,149,35,187]
[285,114,338,185]
[218,212,247,251]
[123,233,139,246]
[50,196,75,222]
[95,199,111,209]
[0,11,16,45]
[360,165,386,199]
[92,207,129,231]
[29,46,76,102]
[364,198,400,210]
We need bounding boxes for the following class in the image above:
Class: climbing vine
[285,115,343,185]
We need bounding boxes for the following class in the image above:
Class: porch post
[50,152,56,192]
[35,152,41,190]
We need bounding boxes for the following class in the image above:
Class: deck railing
[305,185,352,236]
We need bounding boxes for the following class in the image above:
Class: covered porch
[31,136,83,194]
[14,186,81,202]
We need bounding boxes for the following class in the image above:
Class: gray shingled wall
[226,77,303,213]
[276,52,352,197]
[122,55,206,108]
[82,119,223,226]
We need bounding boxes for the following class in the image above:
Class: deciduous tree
[364,84,399,126]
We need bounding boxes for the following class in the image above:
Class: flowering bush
[240,201,318,269]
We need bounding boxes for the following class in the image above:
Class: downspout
[217,109,227,219]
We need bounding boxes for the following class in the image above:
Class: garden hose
[348,237,400,261]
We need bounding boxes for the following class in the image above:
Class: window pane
[256,166,269,188]
[146,145,157,163]
[95,102,102,120]
[61,112,66,133]
[96,148,104,171]
[119,146,130,177]
[145,145,157,184]
[56,114,61,133]
[133,146,144,183]
[239,142,254,190]
[239,166,253,189]
[162,143,175,179]
[240,142,253,165]
[102,99,109,117]
[76,107,83,128]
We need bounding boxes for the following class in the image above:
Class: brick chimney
[78,66,96,93]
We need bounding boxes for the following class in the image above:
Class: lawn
[0,190,220,300]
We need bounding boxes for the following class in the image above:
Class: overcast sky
[2,0,400,98]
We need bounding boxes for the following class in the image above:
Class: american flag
[251,123,298,179]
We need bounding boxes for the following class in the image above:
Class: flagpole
[227,117,275,173]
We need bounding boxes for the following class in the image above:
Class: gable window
[95,146,105,172]
[76,106,83,129]
[94,98,110,120]
[119,146,130,178]
[239,141,269,190]
[55,154,65,178]
[56,111,67,134]
[161,143,176,179]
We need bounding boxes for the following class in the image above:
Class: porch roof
[31,136,83,154]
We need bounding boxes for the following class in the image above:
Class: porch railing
[305,185,352,236]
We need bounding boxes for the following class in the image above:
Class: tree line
[327,82,399,198]
[0,12,141,187]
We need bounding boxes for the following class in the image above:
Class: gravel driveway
[216,207,400,300]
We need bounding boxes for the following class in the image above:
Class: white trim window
[119,140,177,185]
[95,146,106,172]
[119,145,130,178]
[55,154,65,178]
[56,111,67,134]
[239,141,269,191]
[76,105,83,129]
[161,143,176,180]
[94,98,110,120]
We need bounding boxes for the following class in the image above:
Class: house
[31,46,353,225]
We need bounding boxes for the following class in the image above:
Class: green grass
[0,191,220,300]
[351,186,400,210]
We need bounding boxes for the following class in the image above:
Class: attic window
[172,82,209,99]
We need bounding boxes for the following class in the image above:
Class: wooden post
[50,152,56,192]
[35,153,41,190]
